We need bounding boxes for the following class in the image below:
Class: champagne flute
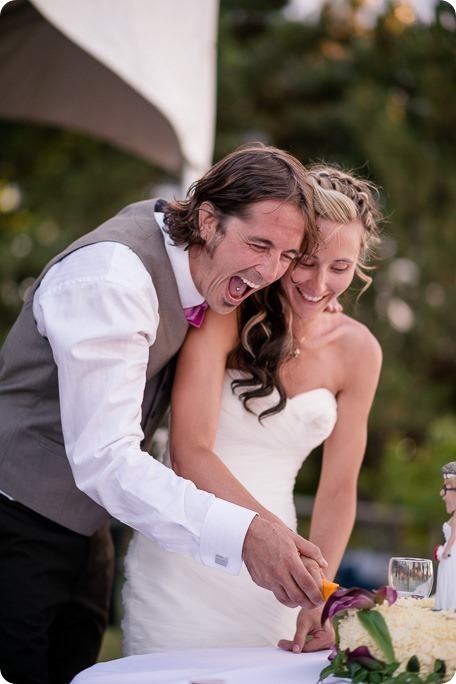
[388,557,434,598]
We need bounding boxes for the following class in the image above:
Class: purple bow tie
[183,301,208,328]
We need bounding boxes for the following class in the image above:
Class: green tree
[216,0,456,522]
[0,123,168,342]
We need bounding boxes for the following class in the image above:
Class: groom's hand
[325,297,343,314]
[242,516,327,609]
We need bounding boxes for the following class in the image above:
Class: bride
[122,163,384,655]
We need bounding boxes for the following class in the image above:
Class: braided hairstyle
[308,164,382,295]
[228,163,384,421]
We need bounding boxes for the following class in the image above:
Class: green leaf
[319,663,336,681]
[433,661,446,676]
[357,610,396,663]
[333,612,345,642]
[425,675,444,684]
[384,664,401,676]
[407,657,420,673]
[318,642,447,684]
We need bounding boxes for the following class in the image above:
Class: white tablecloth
[71,647,334,684]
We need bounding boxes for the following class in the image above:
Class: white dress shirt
[30,217,255,574]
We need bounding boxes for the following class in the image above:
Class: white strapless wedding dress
[122,371,337,654]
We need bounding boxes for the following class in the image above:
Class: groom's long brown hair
[163,141,317,254]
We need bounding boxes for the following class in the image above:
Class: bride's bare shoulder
[341,315,382,363]
[329,313,382,366]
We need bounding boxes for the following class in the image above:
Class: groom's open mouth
[228,275,261,302]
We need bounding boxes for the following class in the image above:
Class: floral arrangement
[319,586,456,684]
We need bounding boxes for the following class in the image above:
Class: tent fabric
[0,0,219,186]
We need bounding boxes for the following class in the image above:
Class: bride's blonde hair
[305,164,383,296]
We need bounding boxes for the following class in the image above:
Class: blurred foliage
[97,626,122,663]
[376,415,456,540]
[215,0,456,550]
[0,124,167,343]
[0,0,455,554]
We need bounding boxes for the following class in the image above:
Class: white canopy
[0,0,219,188]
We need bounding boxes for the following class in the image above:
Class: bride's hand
[278,606,335,653]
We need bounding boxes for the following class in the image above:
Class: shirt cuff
[199,498,257,575]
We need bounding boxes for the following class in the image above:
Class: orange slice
[322,579,340,600]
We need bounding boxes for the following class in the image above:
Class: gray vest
[0,199,189,535]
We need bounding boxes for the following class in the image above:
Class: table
[71,647,334,684]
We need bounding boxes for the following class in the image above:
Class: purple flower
[321,585,397,625]
[374,585,397,606]
[346,646,386,670]
[328,645,339,661]
[322,587,376,624]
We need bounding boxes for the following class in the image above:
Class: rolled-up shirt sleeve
[33,242,255,574]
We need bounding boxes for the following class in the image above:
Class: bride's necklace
[289,320,318,358]
[289,331,308,359]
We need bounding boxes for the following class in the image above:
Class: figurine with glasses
[435,460,456,610]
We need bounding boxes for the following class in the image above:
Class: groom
[0,143,326,684]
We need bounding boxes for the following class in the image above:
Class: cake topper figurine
[434,460,456,610]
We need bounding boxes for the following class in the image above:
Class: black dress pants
[0,495,114,684]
